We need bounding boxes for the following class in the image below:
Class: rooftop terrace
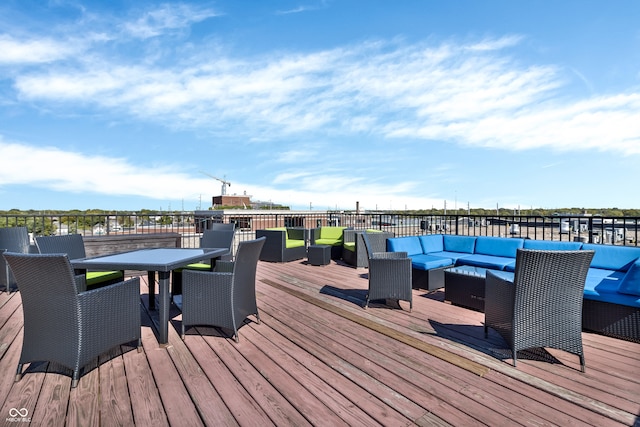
[0,258,638,426]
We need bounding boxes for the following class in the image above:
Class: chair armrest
[74,274,87,293]
[214,260,235,273]
[371,251,408,260]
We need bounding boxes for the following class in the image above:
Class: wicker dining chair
[35,234,124,289]
[0,226,31,293]
[181,236,266,342]
[361,232,412,311]
[484,248,595,372]
[3,252,141,388]
[171,229,235,296]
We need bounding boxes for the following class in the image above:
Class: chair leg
[15,364,23,382]
[71,371,80,388]
[512,350,517,368]
[255,312,261,325]
[580,355,585,373]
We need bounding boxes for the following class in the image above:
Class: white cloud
[121,3,220,39]
[0,34,78,64]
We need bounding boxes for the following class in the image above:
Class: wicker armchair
[3,252,141,388]
[256,228,307,262]
[171,229,235,296]
[35,234,124,289]
[342,230,394,268]
[0,227,33,293]
[484,249,594,372]
[362,233,412,311]
[181,236,266,342]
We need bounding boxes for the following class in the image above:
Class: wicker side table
[308,244,331,266]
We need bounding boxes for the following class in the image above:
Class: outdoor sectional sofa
[256,227,307,262]
[387,234,640,342]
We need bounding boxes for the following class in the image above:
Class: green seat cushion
[343,242,356,252]
[315,238,343,246]
[86,270,123,287]
[286,239,305,249]
[320,227,346,240]
[266,227,287,231]
[175,262,212,273]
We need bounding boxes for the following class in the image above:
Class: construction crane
[200,171,231,196]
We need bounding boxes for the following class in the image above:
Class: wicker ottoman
[308,244,331,266]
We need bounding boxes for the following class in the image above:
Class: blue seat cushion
[584,268,640,308]
[457,254,515,270]
[474,236,523,258]
[387,236,423,257]
[618,260,640,296]
[428,251,473,263]
[523,240,583,250]
[410,254,453,270]
[443,235,476,254]
[582,243,640,272]
[418,234,444,253]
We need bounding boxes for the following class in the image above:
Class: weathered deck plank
[0,259,638,426]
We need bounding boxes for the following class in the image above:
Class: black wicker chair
[256,228,307,262]
[361,233,412,311]
[35,234,124,290]
[484,249,594,372]
[0,226,32,293]
[342,230,394,268]
[3,252,141,388]
[181,236,266,342]
[171,229,235,296]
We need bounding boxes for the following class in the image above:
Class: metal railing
[1,211,638,250]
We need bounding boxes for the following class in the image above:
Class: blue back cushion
[619,260,640,296]
[443,235,476,254]
[582,244,640,271]
[418,234,444,253]
[387,236,423,256]
[523,240,583,251]
[474,236,523,258]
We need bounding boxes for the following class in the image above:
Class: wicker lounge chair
[484,249,594,372]
[181,236,266,342]
[256,228,307,262]
[362,232,412,311]
[3,252,141,388]
[35,234,124,290]
[0,226,32,293]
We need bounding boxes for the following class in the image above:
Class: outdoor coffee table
[444,265,489,312]
[72,248,227,345]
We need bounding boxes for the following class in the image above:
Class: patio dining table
[71,248,227,345]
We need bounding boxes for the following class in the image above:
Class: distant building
[212,194,251,209]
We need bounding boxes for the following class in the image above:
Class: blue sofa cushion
[428,251,473,263]
[387,236,423,257]
[474,236,523,258]
[411,254,453,271]
[523,240,583,250]
[584,268,640,308]
[618,259,640,296]
[443,235,476,254]
[582,243,640,272]
[457,254,515,270]
[418,234,444,253]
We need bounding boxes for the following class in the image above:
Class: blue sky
[1,1,639,212]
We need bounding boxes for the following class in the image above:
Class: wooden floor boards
[0,259,638,426]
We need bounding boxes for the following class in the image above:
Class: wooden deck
[0,259,639,426]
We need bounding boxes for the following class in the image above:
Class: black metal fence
[1,211,638,249]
